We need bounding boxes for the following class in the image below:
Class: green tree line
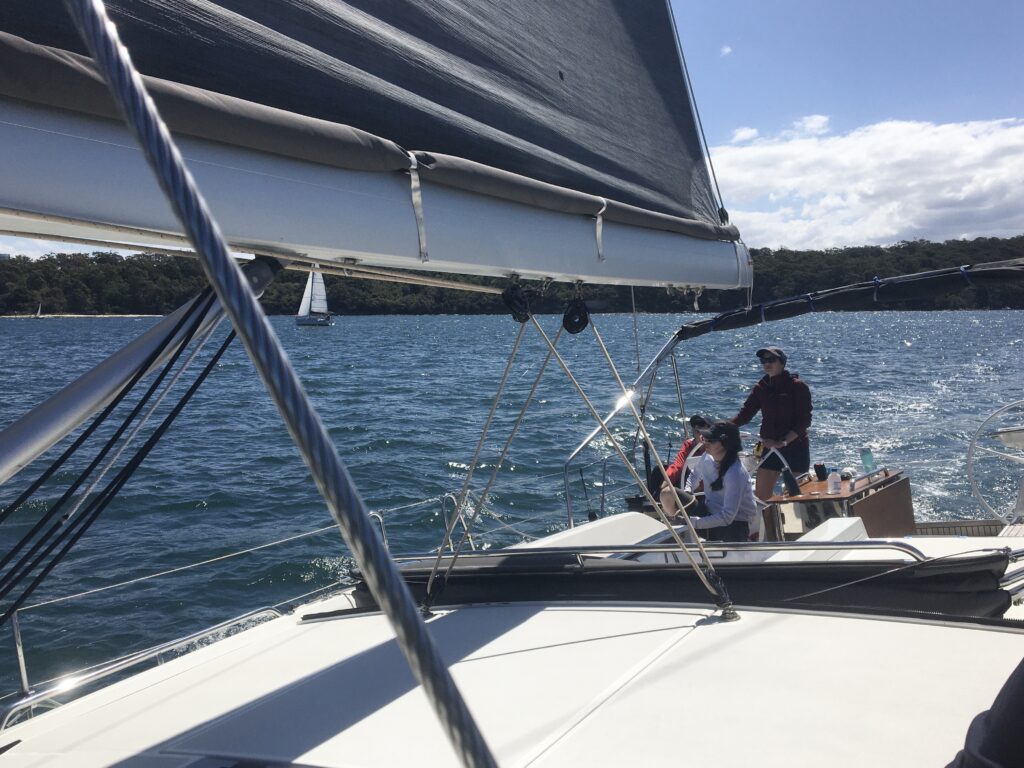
[1,235,1021,316]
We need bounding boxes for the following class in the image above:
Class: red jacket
[665,438,704,486]
[732,370,812,444]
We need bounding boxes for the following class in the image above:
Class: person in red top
[731,346,812,501]
[658,413,711,517]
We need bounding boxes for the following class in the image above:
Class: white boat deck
[3,595,1020,767]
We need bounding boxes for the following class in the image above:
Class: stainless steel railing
[0,492,458,727]
[2,606,282,729]
[391,539,932,563]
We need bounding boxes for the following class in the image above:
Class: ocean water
[0,310,1021,693]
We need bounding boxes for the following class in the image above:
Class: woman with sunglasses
[680,421,758,541]
[731,346,813,501]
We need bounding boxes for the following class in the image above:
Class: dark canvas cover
[1,0,724,230]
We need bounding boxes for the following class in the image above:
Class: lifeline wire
[527,317,725,604]
[63,2,495,764]
[588,321,734,614]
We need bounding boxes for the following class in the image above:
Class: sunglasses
[700,435,722,444]
[759,356,780,364]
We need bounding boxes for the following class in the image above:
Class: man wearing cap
[731,346,813,501]
[658,414,711,516]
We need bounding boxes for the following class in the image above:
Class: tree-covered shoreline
[1,235,1021,317]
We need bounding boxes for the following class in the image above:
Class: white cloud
[720,45,732,57]
[730,126,759,144]
[712,117,1024,249]
[784,114,830,138]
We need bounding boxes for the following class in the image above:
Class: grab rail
[391,539,932,562]
[1,606,281,730]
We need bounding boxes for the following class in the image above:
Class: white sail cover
[0,2,751,288]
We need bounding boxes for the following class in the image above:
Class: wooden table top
[768,468,902,504]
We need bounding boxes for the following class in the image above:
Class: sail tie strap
[805,294,816,311]
[595,198,607,262]
[64,2,495,764]
[407,153,429,263]
[960,265,974,286]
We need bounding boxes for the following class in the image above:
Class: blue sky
[670,0,1024,248]
[3,1,1022,256]
[673,0,1024,142]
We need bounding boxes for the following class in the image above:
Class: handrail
[390,539,933,563]
[1,606,282,730]
[18,494,456,614]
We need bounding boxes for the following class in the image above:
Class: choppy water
[0,310,1021,693]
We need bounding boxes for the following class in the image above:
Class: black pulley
[562,297,589,334]
[501,284,531,323]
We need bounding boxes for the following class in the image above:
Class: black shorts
[702,519,750,542]
[760,440,810,473]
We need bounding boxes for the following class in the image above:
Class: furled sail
[0,1,751,288]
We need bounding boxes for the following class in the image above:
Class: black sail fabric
[1,0,725,231]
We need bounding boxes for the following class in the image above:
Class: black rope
[0,292,216,590]
[0,331,236,626]
[0,289,213,529]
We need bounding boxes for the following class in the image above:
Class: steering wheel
[966,400,1024,523]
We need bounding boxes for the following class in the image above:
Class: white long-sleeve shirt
[684,453,758,530]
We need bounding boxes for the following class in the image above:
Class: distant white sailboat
[295,269,334,326]
[32,303,41,319]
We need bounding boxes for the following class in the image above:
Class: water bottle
[827,468,841,494]
[860,446,876,474]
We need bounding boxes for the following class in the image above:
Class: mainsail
[310,272,328,315]
[0,1,750,288]
[297,270,329,317]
